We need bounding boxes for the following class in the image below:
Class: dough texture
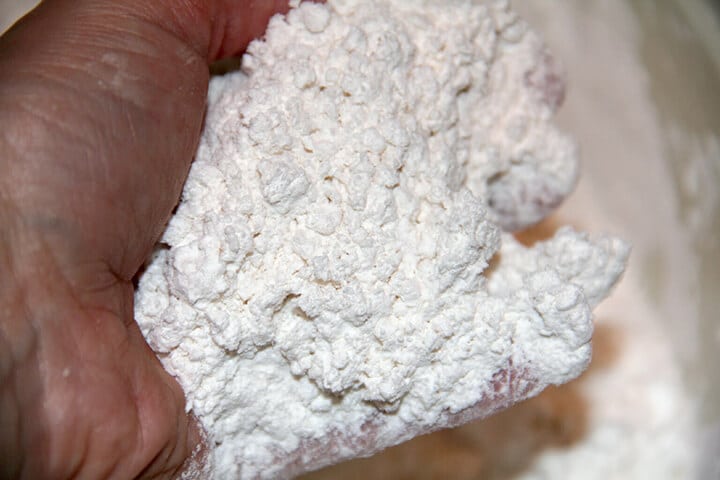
[135,1,628,478]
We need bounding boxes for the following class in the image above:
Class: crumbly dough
[135,1,628,478]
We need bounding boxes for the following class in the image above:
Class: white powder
[135,1,628,478]
[304,2,704,479]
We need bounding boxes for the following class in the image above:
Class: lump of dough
[135,1,629,478]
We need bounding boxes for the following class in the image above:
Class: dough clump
[135,1,629,478]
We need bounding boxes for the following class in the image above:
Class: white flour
[134,1,628,478]
[306,2,702,479]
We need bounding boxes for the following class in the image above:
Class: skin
[0,0,288,478]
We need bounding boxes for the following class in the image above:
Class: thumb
[0,0,292,286]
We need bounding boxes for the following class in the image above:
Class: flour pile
[134,1,628,478]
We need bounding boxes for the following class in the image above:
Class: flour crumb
[135,1,628,478]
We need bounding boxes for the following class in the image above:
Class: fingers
[207,0,293,60]
[104,0,292,62]
[275,366,541,478]
[0,0,293,285]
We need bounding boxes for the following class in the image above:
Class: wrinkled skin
[0,1,288,478]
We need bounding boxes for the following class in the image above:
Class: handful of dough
[135,1,629,478]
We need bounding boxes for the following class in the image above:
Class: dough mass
[135,1,628,478]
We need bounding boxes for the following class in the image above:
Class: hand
[0,1,288,478]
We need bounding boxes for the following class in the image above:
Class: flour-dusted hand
[134,1,629,479]
[0,1,290,478]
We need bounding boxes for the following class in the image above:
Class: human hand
[0,1,616,478]
[0,1,289,478]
